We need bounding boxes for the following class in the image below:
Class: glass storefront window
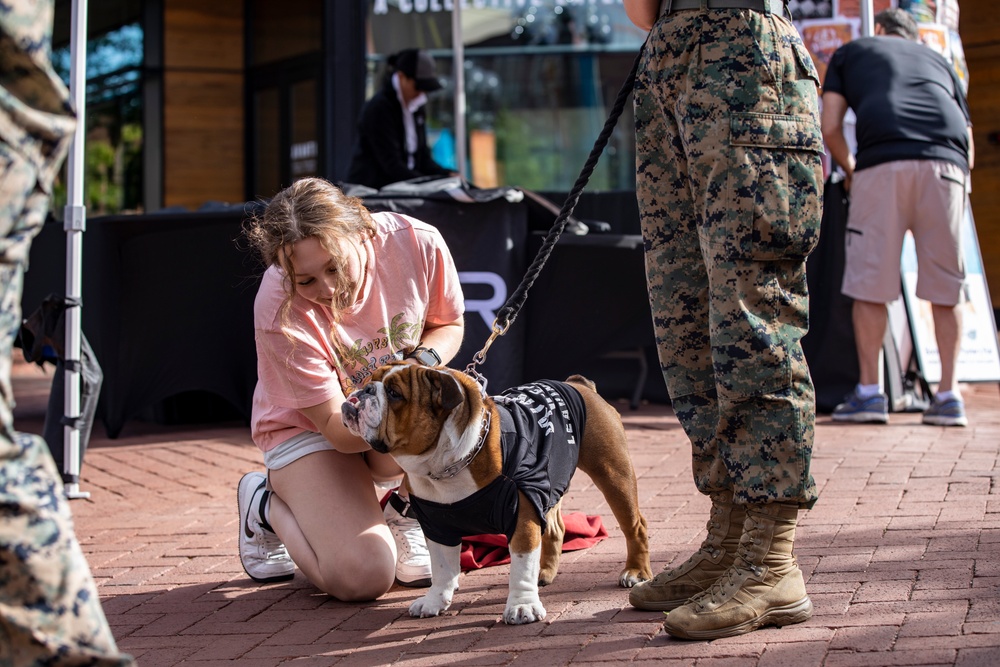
[52,21,144,215]
[290,80,319,179]
[247,0,324,199]
[367,1,646,192]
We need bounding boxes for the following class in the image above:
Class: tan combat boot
[662,502,812,640]
[629,491,745,611]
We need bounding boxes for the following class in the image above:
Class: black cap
[392,49,443,92]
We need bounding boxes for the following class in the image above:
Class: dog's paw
[502,601,546,625]
[409,593,451,618]
[618,567,650,588]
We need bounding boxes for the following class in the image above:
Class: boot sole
[629,597,690,612]
[664,596,813,640]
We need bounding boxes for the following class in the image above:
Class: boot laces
[690,517,763,610]
[693,505,725,558]
[648,509,725,585]
[683,513,724,566]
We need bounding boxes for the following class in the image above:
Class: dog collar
[463,366,489,397]
[428,407,491,481]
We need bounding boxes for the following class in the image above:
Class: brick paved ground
[11,353,1000,666]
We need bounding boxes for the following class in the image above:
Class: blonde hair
[244,177,377,330]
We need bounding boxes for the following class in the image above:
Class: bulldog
[341,363,652,624]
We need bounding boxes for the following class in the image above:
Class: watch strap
[407,346,441,366]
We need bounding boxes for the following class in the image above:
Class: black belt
[660,0,787,16]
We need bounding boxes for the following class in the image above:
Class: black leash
[466,43,648,378]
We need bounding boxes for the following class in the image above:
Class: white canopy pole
[451,4,467,180]
[860,0,874,37]
[63,0,89,499]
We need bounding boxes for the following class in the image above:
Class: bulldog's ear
[428,370,465,413]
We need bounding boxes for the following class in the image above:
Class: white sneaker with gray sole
[238,471,294,583]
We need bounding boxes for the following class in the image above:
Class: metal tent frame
[62,0,89,499]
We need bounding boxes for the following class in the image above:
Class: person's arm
[300,317,462,447]
[254,322,369,453]
[820,91,856,191]
[623,0,661,31]
[299,391,371,454]
[256,321,371,454]
[411,316,464,365]
[299,399,370,454]
[946,63,973,173]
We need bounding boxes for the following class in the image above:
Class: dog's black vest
[407,381,586,547]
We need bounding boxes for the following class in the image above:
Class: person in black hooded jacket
[347,49,453,189]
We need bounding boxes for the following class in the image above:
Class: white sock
[856,383,881,398]
[374,477,403,491]
[935,390,960,402]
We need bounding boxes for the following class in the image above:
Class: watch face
[409,347,440,366]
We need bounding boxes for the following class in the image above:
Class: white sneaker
[238,472,294,583]
[384,494,432,587]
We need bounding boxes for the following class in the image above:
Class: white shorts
[841,159,967,306]
[263,431,335,470]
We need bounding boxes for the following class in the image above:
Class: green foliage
[494,107,614,191]
[86,140,120,214]
[494,109,546,190]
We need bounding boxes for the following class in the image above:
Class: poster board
[895,203,1000,383]
[796,0,968,90]
[800,19,856,85]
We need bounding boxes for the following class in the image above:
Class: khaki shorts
[841,159,967,306]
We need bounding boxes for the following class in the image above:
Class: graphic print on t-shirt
[340,312,424,390]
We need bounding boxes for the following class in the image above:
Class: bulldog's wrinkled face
[341,364,468,460]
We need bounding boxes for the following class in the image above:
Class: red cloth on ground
[459,512,608,571]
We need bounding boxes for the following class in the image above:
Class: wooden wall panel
[162,1,244,210]
[960,1,1000,308]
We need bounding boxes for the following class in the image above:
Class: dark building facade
[52,1,1000,304]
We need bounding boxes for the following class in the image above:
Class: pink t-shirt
[250,211,464,452]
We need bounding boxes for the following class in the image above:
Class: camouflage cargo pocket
[721,112,824,261]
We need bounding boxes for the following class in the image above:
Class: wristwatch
[406,346,442,366]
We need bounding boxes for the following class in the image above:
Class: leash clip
[470,318,510,369]
[465,318,509,395]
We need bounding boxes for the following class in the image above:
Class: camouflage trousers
[633,8,824,508]
[1,142,134,665]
